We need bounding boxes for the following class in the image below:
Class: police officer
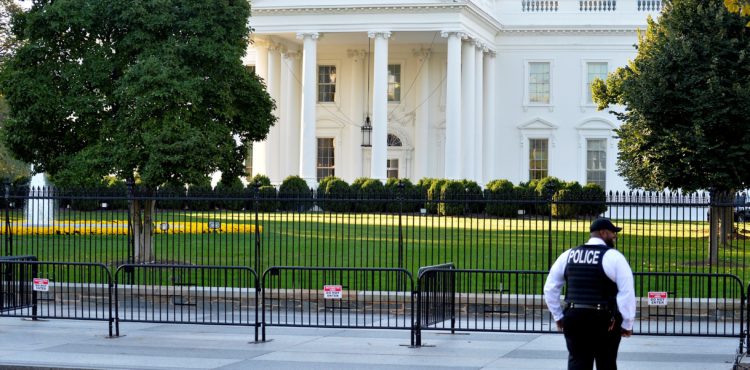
[544,218,635,370]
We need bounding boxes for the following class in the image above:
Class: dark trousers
[563,308,623,370]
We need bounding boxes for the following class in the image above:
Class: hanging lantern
[361,116,372,147]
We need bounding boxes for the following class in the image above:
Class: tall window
[387,159,399,179]
[586,138,607,189]
[317,138,335,181]
[586,62,608,103]
[387,64,401,102]
[528,62,550,104]
[318,65,336,102]
[529,138,549,180]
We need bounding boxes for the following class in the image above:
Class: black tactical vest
[564,244,617,306]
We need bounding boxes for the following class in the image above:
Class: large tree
[0,0,276,262]
[593,0,750,262]
[0,0,28,181]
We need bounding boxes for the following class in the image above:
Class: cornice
[500,25,641,35]
[252,4,464,15]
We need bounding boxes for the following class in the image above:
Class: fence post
[4,179,11,257]
[125,179,134,284]
[397,180,405,290]
[545,182,554,270]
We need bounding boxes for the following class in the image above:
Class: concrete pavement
[0,317,740,369]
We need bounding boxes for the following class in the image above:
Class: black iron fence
[3,186,747,283]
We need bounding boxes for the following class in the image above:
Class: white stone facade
[245,0,663,190]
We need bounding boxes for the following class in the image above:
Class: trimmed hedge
[278,175,311,211]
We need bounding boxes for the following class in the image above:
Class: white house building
[244,0,664,191]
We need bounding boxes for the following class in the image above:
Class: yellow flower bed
[2,221,261,235]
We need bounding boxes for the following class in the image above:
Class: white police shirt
[543,236,636,330]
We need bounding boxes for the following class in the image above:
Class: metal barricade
[0,259,114,336]
[261,266,415,344]
[0,255,37,313]
[114,264,260,341]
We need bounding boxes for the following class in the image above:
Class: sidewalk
[0,317,739,369]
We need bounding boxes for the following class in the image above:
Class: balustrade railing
[579,0,616,11]
[638,0,662,11]
[522,0,559,12]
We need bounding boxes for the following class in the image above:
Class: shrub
[249,174,271,187]
[323,178,351,212]
[358,178,385,212]
[156,182,186,210]
[278,175,311,211]
[463,179,485,214]
[534,176,565,215]
[103,178,128,210]
[214,176,245,210]
[581,183,607,216]
[255,185,279,212]
[426,179,448,214]
[552,182,583,218]
[186,177,213,211]
[384,178,418,213]
[439,180,467,216]
[485,179,518,217]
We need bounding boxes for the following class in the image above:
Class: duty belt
[567,302,611,311]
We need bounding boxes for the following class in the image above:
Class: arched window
[387,134,402,147]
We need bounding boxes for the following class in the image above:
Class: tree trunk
[130,199,155,263]
[708,191,736,266]
[709,203,719,265]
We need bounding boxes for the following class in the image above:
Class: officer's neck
[586,236,608,246]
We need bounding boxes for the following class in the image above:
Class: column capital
[473,40,485,50]
[296,32,320,40]
[268,42,286,53]
[252,37,272,49]
[440,31,468,39]
[485,49,497,57]
[367,31,392,39]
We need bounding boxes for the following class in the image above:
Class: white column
[474,42,484,184]
[347,48,367,182]
[414,48,431,181]
[267,44,282,184]
[297,32,319,189]
[483,51,497,182]
[251,41,270,177]
[281,50,301,179]
[461,37,476,180]
[369,31,391,182]
[441,31,463,180]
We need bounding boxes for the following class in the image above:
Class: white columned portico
[461,37,476,180]
[442,31,463,180]
[267,43,282,183]
[474,42,484,184]
[297,32,319,189]
[414,48,431,180]
[483,51,497,182]
[251,40,270,177]
[369,31,391,181]
[281,50,301,179]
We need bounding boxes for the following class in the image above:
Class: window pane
[318,65,336,102]
[529,62,550,104]
[529,139,548,180]
[388,64,401,102]
[317,138,335,181]
[586,138,607,189]
[586,62,608,103]
[387,159,399,179]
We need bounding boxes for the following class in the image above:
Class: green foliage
[384,178,418,213]
[186,177,213,211]
[357,178,385,213]
[593,0,750,192]
[581,183,608,216]
[0,0,276,189]
[485,179,518,217]
[462,179,485,214]
[534,177,564,214]
[439,180,467,216]
[255,185,279,212]
[214,176,244,211]
[551,182,583,218]
[249,174,271,187]
[322,178,351,213]
[156,182,186,210]
[278,175,311,211]
[426,179,448,214]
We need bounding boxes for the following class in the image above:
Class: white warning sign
[323,285,342,299]
[648,291,668,306]
[33,278,49,292]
